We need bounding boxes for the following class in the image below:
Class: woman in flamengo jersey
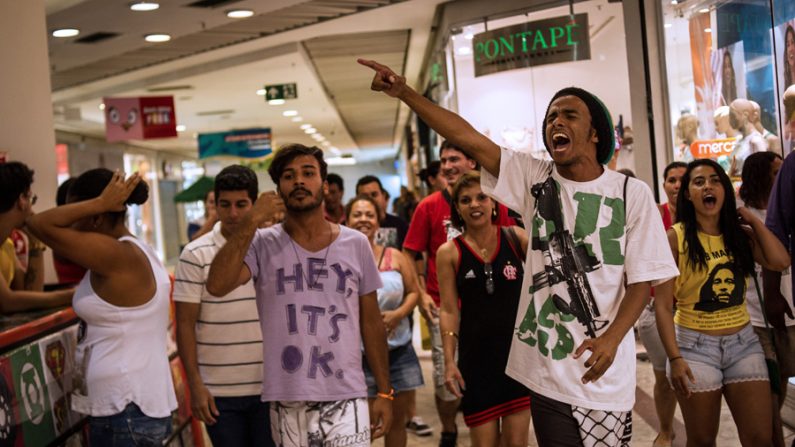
[346,194,424,447]
[437,171,531,447]
[655,159,790,446]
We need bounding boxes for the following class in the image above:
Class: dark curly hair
[267,144,327,185]
[0,162,34,213]
[739,152,782,210]
[68,168,149,226]
[676,159,754,276]
[215,165,258,202]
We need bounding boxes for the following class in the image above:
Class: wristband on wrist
[376,388,395,401]
[669,356,683,362]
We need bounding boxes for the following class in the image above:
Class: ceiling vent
[185,0,243,8]
[196,109,235,116]
[147,85,194,92]
[74,32,120,44]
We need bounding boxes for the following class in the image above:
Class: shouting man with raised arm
[206,144,391,447]
[359,59,679,446]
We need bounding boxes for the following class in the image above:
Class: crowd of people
[0,57,793,447]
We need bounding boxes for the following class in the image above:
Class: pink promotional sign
[103,96,177,142]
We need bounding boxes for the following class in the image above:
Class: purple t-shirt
[244,224,382,402]
[766,150,795,296]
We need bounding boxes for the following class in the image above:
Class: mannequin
[749,101,781,153]
[676,114,699,161]
[714,106,739,139]
[728,98,766,177]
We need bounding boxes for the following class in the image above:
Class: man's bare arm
[358,59,501,177]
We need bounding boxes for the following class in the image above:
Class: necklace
[288,221,334,289]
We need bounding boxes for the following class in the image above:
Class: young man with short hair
[324,173,346,224]
[174,165,274,446]
[356,175,408,249]
[207,144,392,446]
[360,59,678,446]
[0,161,72,312]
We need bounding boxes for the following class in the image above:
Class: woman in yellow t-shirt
[654,159,791,446]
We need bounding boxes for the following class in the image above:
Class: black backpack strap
[623,175,629,216]
[503,226,526,264]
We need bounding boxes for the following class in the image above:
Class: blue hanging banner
[198,128,272,159]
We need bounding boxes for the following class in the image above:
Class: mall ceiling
[46,0,445,160]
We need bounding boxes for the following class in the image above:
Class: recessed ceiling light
[283,110,298,117]
[291,116,303,122]
[256,89,266,96]
[226,9,254,18]
[145,33,171,43]
[268,99,285,105]
[304,128,317,134]
[52,28,80,38]
[99,103,106,110]
[300,124,312,130]
[664,23,672,28]
[130,1,159,11]
[176,125,186,132]
[311,133,324,141]
[699,8,709,13]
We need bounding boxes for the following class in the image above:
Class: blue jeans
[205,396,274,447]
[89,402,172,446]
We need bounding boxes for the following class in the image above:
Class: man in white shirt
[359,59,679,446]
[174,165,274,446]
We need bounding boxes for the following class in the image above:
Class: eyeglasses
[484,262,495,295]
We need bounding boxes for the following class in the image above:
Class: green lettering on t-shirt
[517,294,575,360]
[600,197,626,265]
[573,192,601,257]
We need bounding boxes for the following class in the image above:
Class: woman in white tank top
[27,169,177,446]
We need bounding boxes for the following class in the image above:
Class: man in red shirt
[403,141,514,446]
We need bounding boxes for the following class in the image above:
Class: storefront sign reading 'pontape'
[472,14,590,77]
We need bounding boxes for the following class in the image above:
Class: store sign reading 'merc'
[473,13,590,77]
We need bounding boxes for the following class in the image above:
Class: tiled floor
[376,344,794,446]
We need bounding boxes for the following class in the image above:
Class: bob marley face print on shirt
[695,261,746,312]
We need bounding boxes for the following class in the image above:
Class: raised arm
[206,191,284,296]
[358,59,501,177]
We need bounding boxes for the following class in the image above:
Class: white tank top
[71,236,177,417]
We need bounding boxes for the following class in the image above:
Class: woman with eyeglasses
[437,172,530,447]
[654,159,790,446]
[346,194,424,447]
[27,169,177,446]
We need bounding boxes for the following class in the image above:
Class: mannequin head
[713,106,737,138]
[676,114,699,145]
[729,99,753,136]
[749,100,764,133]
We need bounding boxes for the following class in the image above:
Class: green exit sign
[264,83,297,101]
[472,14,590,77]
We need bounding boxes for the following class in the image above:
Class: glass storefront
[660,0,795,178]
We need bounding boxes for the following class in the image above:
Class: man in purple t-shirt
[208,144,392,446]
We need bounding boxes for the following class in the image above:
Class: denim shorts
[668,324,768,393]
[637,304,668,372]
[363,342,424,396]
[89,402,172,446]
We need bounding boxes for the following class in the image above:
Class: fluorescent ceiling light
[52,28,79,38]
[311,133,324,141]
[304,128,317,134]
[256,89,266,96]
[291,116,303,122]
[145,33,171,43]
[176,125,186,132]
[268,99,285,105]
[130,2,159,11]
[326,157,356,166]
[283,110,298,117]
[699,8,709,13]
[226,9,254,18]
[300,124,312,130]
[664,23,672,28]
